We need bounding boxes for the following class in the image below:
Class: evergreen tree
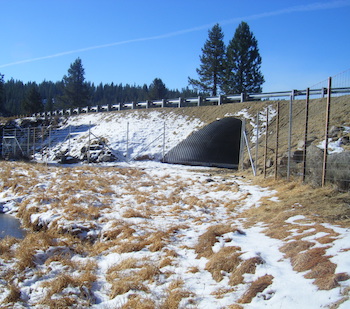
[224,21,264,94]
[188,23,226,96]
[148,78,168,100]
[60,58,91,108]
[22,85,43,115]
[0,73,4,115]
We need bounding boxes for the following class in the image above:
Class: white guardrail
[33,87,350,117]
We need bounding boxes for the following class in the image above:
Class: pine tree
[61,58,91,108]
[0,73,4,115]
[188,23,226,96]
[22,85,43,115]
[148,78,168,100]
[224,21,264,95]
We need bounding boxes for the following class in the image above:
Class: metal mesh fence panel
[244,69,350,191]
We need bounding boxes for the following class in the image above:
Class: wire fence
[1,122,168,164]
[242,69,350,191]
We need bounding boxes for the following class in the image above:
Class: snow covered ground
[0,110,349,308]
[0,160,349,308]
[36,110,204,163]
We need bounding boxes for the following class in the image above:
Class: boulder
[327,151,350,191]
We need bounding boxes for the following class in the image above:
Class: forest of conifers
[1,78,200,117]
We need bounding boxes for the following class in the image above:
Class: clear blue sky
[1,0,350,92]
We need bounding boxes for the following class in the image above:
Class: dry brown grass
[234,174,350,293]
[102,220,136,241]
[0,236,19,260]
[229,256,265,286]
[160,279,194,309]
[148,230,168,252]
[249,176,350,227]
[287,245,346,290]
[211,287,237,299]
[205,246,241,282]
[108,271,148,298]
[38,272,96,307]
[2,284,21,304]
[122,206,152,219]
[280,240,315,259]
[116,237,150,253]
[159,257,174,268]
[107,258,140,275]
[14,231,55,271]
[291,247,330,272]
[194,224,236,258]
[107,260,161,299]
[238,274,274,304]
[120,294,156,309]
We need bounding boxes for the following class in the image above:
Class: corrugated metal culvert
[163,117,242,168]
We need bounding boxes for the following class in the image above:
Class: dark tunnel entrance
[163,117,242,168]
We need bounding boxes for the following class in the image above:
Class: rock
[278,155,288,166]
[329,126,342,138]
[266,159,273,168]
[327,151,350,191]
[60,156,79,164]
[98,152,115,162]
[134,154,154,161]
[296,140,305,150]
[340,136,350,145]
[292,150,304,163]
[305,145,324,186]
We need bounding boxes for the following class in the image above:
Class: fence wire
[1,122,168,164]
[245,69,350,191]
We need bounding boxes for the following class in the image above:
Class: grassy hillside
[170,95,350,152]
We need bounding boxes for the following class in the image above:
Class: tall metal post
[255,112,259,170]
[41,127,44,160]
[27,128,30,157]
[302,88,310,182]
[287,94,293,181]
[239,120,246,171]
[274,102,280,180]
[244,131,256,176]
[126,122,129,162]
[32,127,36,158]
[68,125,71,156]
[88,122,91,163]
[198,96,202,107]
[48,128,51,162]
[322,77,332,187]
[263,107,269,178]
[162,122,166,161]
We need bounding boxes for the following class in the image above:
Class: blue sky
[1,0,350,92]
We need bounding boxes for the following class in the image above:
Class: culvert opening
[163,117,242,168]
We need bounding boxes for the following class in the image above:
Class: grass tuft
[120,294,156,309]
[194,224,236,258]
[238,274,274,304]
[229,256,265,286]
[205,246,241,282]
[160,279,194,309]
[3,284,21,304]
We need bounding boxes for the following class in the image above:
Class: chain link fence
[243,69,350,191]
[1,122,168,164]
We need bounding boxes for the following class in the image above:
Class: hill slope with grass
[0,96,350,308]
[2,96,350,167]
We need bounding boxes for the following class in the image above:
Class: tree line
[0,21,263,117]
[0,66,199,117]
